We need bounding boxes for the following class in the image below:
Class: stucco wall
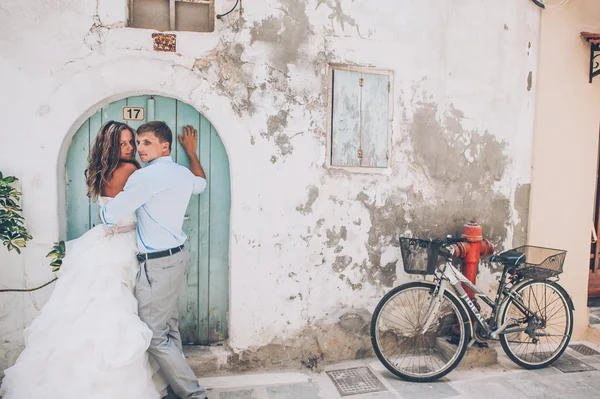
[0,0,540,372]
[529,0,600,340]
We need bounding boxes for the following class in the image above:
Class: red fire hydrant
[450,221,494,298]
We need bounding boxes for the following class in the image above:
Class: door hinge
[357,148,363,159]
[359,77,364,87]
[387,82,391,92]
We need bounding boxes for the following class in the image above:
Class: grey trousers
[135,249,206,399]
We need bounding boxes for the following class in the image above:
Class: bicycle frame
[422,260,541,339]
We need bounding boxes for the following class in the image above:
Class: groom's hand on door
[178,125,198,156]
[178,125,206,179]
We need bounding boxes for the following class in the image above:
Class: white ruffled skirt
[0,224,165,399]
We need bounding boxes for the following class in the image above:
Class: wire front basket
[399,237,443,275]
[512,245,567,280]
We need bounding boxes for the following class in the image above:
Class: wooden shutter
[331,69,389,168]
[331,69,362,167]
[360,73,389,167]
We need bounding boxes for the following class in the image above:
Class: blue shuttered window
[331,69,390,168]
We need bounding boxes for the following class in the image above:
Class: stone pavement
[199,340,600,399]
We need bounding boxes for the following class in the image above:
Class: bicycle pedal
[474,341,489,348]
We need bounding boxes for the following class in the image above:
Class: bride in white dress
[0,121,165,399]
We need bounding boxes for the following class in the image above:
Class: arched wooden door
[66,96,230,345]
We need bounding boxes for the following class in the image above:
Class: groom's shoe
[162,386,180,399]
[161,386,208,399]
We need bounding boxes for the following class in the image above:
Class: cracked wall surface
[0,0,540,372]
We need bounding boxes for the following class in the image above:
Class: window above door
[129,0,215,33]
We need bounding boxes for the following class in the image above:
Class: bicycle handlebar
[401,237,466,260]
[403,237,466,247]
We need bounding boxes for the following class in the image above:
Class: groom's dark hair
[137,121,173,151]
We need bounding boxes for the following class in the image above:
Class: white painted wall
[0,0,540,371]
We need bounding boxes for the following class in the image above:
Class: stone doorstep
[587,325,600,344]
[590,311,600,325]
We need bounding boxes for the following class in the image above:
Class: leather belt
[137,245,184,262]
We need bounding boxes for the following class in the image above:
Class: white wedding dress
[0,197,165,399]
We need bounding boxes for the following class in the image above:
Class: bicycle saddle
[491,250,526,265]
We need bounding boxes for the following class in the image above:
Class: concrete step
[184,340,498,378]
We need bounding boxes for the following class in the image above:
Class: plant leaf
[0,171,31,254]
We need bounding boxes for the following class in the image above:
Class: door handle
[184,215,191,220]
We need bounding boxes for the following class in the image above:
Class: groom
[100,121,208,399]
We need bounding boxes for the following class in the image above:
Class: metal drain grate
[326,367,387,396]
[570,344,600,356]
[552,353,597,373]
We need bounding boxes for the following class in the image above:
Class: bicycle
[370,237,574,382]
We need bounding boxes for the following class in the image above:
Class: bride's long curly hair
[85,121,138,200]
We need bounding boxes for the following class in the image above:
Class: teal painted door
[66,96,231,345]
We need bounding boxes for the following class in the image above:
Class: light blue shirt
[100,156,207,254]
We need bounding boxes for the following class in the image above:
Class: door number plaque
[122,106,145,121]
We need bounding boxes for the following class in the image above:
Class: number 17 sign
[122,106,145,121]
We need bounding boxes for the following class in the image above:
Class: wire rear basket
[512,245,567,280]
[399,237,443,275]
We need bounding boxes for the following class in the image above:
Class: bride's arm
[100,172,156,227]
[103,162,138,198]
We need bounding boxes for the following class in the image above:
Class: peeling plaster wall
[0,0,540,371]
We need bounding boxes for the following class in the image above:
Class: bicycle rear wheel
[370,282,470,382]
[499,280,573,369]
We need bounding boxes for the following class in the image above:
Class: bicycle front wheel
[370,282,470,382]
[499,280,573,369]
